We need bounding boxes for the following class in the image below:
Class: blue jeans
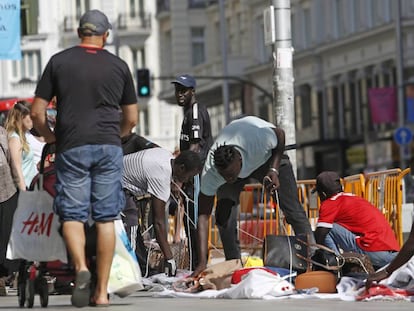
[324,223,397,269]
[54,144,124,222]
[216,155,314,260]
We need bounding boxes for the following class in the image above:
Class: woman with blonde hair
[5,101,37,191]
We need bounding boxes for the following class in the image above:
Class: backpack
[121,133,159,155]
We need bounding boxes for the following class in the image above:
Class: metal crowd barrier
[208,183,282,257]
[364,168,410,246]
[343,173,365,198]
[207,168,411,258]
[297,179,319,230]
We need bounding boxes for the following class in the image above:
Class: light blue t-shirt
[10,132,38,188]
[201,116,278,196]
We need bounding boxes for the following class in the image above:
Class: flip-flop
[89,300,110,307]
[94,303,110,308]
[71,270,91,308]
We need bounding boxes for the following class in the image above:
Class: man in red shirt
[313,171,399,270]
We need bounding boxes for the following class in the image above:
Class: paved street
[1,288,414,311]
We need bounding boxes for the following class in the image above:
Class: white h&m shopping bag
[7,183,67,263]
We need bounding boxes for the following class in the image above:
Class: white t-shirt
[26,132,45,170]
[122,147,173,202]
[201,116,278,196]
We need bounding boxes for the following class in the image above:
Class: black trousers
[0,191,19,277]
[182,179,199,271]
[216,155,315,260]
[122,190,149,274]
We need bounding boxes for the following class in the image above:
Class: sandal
[71,270,91,307]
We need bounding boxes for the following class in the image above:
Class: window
[191,27,205,66]
[188,0,206,9]
[302,7,311,48]
[157,0,170,14]
[349,80,361,135]
[291,12,298,48]
[334,0,348,38]
[11,50,41,82]
[75,0,90,19]
[254,16,271,63]
[299,85,312,128]
[129,0,145,18]
[21,0,38,35]
[161,31,172,75]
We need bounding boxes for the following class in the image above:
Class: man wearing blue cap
[172,75,213,271]
[31,9,138,307]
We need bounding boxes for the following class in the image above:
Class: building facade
[155,0,414,179]
[0,0,182,151]
[2,0,414,178]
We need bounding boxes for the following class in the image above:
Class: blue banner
[407,98,414,123]
[0,0,21,60]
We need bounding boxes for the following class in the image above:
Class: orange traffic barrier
[365,168,410,246]
[343,173,365,198]
[207,167,410,259]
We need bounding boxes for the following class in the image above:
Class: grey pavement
[1,288,414,311]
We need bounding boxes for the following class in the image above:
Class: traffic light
[137,69,151,97]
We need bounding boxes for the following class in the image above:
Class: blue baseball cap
[171,74,196,89]
[78,10,112,35]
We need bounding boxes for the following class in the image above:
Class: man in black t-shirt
[31,10,138,307]
[172,74,213,270]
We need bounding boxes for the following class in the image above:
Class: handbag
[310,248,345,272]
[108,219,144,297]
[6,175,67,263]
[146,240,190,273]
[262,234,309,273]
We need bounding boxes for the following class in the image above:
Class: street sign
[394,126,413,145]
[263,6,275,46]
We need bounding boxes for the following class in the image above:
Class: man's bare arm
[31,97,55,143]
[120,103,138,137]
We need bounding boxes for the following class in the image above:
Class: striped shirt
[122,147,173,202]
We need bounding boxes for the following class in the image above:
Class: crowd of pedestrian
[0,8,409,308]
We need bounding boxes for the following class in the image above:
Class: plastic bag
[6,183,67,263]
[108,219,144,297]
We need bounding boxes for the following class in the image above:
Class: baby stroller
[15,143,65,308]
[16,143,100,308]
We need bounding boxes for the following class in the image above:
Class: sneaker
[0,278,7,296]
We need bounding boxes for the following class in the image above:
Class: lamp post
[396,0,407,169]
[270,0,296,175]
[219,0,230,125]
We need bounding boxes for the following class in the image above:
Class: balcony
[116,13,152,48]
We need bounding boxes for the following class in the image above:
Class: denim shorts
[54,144,125,222]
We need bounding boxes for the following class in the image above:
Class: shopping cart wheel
[26,279,35,308]
[38,277,49,308]
[18,281,26,308]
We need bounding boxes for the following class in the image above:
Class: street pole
[219,0,230,124]
[396,0,406,169]
[271,0,296,176]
